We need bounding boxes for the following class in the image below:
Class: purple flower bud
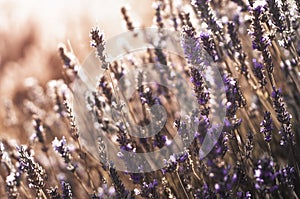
[254,157,278,193]
[17,145,47,190]
[230,0,249,11]
[194,183,216,198]
[266,0,285,32]
[52,137,72,165]
[61,181,72,199]
[108,163,129,198]
[90,27,108,69]
[278,166,296,189]
[296,1,300,13]
[227,22,248,75]
[199,32,219,61]
[141,179,159,199]
[260,111,273,143]
[250,5,270,51]
[252,59,267,86]
[192,0,222,34]
[271,89,292,124]
[47,186,61,199]
[245,131,254,159]
[223,75,246,117]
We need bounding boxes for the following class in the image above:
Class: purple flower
[271,89,292,124]
[153,134,166,148]
[199,32,219,61]
[192,0,222,35]
[252,59,267,86]
[90,27,108,69]
[249,5,270,51]
[52,137,72,164]
[141,179,159,199]
[117,132,133,151]
[237,191,252,199]
[47,186,61,199]
[266,0,285,32]
[190,67,210,116]
[181,25,203,67]
[194,183,216,199]
[230,0,248,11]
[278,166,296,189]
[271,89,294,147]
[208,164,232,197]
[154,3,163,29]
[254,157,278,193]
[17,145,47,190]
[227,22,248,75]
[129,173,144,184]
[61,181,72,199]
[223,75,246,117]
[296,1,300,13]
[162,155,178,174]
[245,131,254,159]
[108,163,129,198]
[260,111,273,143]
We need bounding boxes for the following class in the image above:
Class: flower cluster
[0,0,300,198]
[17,145,47,193]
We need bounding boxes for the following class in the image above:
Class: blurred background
[0,0,153,139]
[0,0,152,98]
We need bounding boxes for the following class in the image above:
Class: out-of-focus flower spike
[63,99,79,140]
[47,186,61,199]
[58,45,78,72]
[278,166,296,190]
[61,181,73,199]
[245,131,254,159]
[260,111,273,143]
[295,0,300,13]
[140,179,159,199]
[227,22,248,75]
[17,145,47,190]
[6,171,21,199]
[230,0,249,11]
[97,136,108,170]
[252,59,267,87]
[154,3,164,29]
[253,157,278,193]
[266,0,285,32]
[199,31,219,62]
[108,162,129,199]
[192,0,222,36]
[271,89,294,147]
[249,5,269,51]
[121,7,135,31]
[90,27,108,69]
[52,137,76,171]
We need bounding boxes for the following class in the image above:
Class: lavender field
[0,0,300,198]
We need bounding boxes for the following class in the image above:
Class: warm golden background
[0,0,152,140]
[0,0,152,97]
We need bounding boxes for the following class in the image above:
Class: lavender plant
[1,0,300,198]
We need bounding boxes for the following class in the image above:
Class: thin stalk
[175,171,190,199]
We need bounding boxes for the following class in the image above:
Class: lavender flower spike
[17,145,47,190]
[260,111,273,143]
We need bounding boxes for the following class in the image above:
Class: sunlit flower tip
[52,137,73,165]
